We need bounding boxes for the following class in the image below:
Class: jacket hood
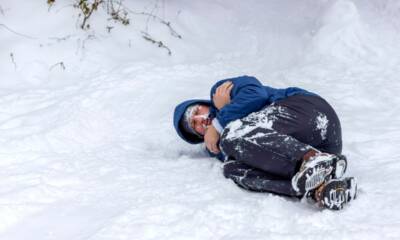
[173,99,211,144]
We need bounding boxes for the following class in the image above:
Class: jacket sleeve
[206,148,226,162]
[210,76,269,130]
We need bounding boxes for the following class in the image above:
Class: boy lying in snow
[173,76,357,210]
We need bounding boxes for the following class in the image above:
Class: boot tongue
[314,184,325,203]
[302,149,320,162]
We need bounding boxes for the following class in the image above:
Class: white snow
[315,112,329,140]
[1,0,400,239]
[225,105,283,141]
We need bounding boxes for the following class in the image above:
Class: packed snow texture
[315,112,329,140]
[225,105,280,141]
[1,0,400,239]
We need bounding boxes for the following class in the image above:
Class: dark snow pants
[220,94,342,197]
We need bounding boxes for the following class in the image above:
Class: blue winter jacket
[209,75,316,131]
[173,75,315,145]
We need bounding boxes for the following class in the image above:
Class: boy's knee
[219,130,238,157]
[222,161,237,178]
[219,136,230,154]
[223,161,244,178]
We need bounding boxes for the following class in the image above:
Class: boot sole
[292,155,347,195]
[321,177,357,210]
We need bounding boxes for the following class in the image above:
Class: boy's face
[189,105,211,136]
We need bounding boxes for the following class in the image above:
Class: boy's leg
[223,160,357,210]
[223,160,300,197]
[273,95,342,155]
[220,95,343,179]
[221,125,311,179]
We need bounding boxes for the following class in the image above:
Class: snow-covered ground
[1,0,400,239]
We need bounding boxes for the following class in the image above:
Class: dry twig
[141,32,171,55]
[50,61,66,71]
[0,23,36,39]
[75,0,104,29]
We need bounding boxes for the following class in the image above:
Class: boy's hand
[213,81,233,110]
[204,125,220,154]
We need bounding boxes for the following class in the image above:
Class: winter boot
[291,152,347,195]
[313,177,357,210]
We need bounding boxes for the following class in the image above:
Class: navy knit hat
[180,104,203,138]
[173,99,211,144]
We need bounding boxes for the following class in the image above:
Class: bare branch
[0,23,36,39]
[113,0,182,39]
[106,0,129,25]
[46,0,179,56]
[50,61,66,71]
[120,2,182,39]
[49,34,73,42]
[141,32,171,55]
[144,0,159,33]
[75,0,104,30]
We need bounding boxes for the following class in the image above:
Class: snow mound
[309,0,377,63]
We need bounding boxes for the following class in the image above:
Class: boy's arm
[210,76,269,132]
